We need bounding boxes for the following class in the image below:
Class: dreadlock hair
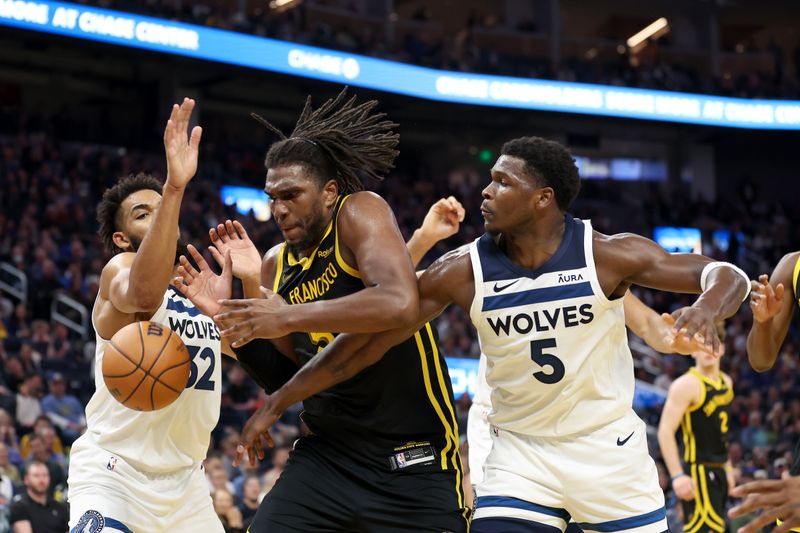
[501,136,581,211]
[97,173,163,253]
[252,87,399,195]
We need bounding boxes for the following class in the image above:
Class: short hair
[97,173,163,253]
[500,136,581,211]
[24,460,47,476]
[252,87,399,195]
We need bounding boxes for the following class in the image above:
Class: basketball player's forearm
[128,185,185,307]
[657,429,684,478]
[282,288,417,333]
[406,229,438,268]
[746,322,780,371]
[692,267,749,320]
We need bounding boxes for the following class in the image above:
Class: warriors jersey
[272,195,461,463]
[469,214,633,438]
[792,254,800,476]
[679,368,732,465]
[72,286,222,473]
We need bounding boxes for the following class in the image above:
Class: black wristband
[233,339,299,394]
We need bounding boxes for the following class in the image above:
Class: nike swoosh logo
[493,280,519,293]
[617,431,634,446]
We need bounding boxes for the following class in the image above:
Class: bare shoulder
[425,244,472,277]
[261,243,285,287]
[262,243,284,268]
[592,230,649,255]
[99,253,136,289]
[669,372,698,394]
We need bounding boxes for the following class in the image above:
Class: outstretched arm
[624,292,712,355]
[746,252,797,371]
[234,246,474,464]
[597,233,749,353]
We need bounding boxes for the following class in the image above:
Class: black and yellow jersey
[679,368,733,465]
[273,195,461,468]
[792,254,800,477]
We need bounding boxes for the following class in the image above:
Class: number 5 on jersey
[530,338,565,384]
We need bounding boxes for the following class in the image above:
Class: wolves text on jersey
[486,303,594,336]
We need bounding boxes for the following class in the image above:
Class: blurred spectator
[261,446,290,496]
[15,374,42,432]
[26,433,66,494]
[0,443,21,488]
[237,474,261,527]
[8,461,69,533]
[213,488,244,533]
[41,373,85,444]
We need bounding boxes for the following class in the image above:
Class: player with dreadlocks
[177,88,470,532]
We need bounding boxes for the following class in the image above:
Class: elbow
[749,357,775,373]
[389,292,419,329]
[131,287,162,311]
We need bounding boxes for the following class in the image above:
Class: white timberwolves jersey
[469,215,633,438]
[74,286,221,473]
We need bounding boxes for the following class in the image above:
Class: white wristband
[700,261,751,302]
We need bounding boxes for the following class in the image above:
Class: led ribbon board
[3,0,800,129]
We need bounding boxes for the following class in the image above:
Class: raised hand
[750,274,785,324]
[419,196,465,243]
[729,475,800,533]
[164,98,202,190]
[173,244,232,317]
[209,220,262,282]
[233,395,282,467]
[214,287,290,346]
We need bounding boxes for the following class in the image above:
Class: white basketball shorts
[474,410,666,533]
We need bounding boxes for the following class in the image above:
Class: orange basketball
[103,321,190,411]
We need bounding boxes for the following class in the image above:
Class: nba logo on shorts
[74,510,105,532]
[106,456,117,472]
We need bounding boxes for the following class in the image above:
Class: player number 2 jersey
[73,286,222,473]
[469,215,633,438]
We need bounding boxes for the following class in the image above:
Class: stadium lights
[269,0,300,10]
[626,17,669,52]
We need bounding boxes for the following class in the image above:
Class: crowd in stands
[76,0,800,99]
[1,109,799,530]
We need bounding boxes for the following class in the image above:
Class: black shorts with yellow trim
[248,433,470,533]
[681,464,727,533]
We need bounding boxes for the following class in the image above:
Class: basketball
[103,321,190,411]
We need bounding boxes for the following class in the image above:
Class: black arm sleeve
[233,339,299,394]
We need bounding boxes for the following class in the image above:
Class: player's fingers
[225,220,237,240]
[233,444,245,467]
[208,246,225,268]
[217,223,230,242]
[775,283,786,301]
[223,250,233,278]
[735,506,784,533]
[176,266,195,284]
[773,512,800,533]
[179,255,200,278]
[731,480,783,497]
[254,437,264,460]
[189,125,202,151]
[209,227,220,243]
[172,277,186,292]
[263,430,275,448]
[232,220,249,240]
[247,445,257,468]
[187,244,208,270]
[731,491,787,515]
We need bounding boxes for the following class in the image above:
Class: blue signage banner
[3,0,800,129]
